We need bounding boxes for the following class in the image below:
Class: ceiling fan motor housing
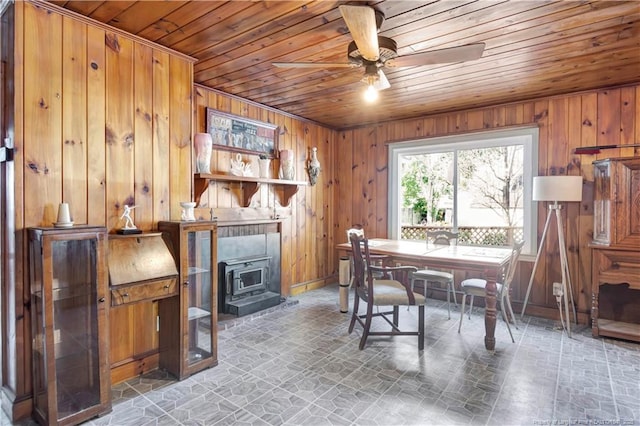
[347,36,398,66]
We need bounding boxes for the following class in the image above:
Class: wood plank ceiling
[48,0,640,129]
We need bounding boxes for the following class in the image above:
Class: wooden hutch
[590,157,640,342]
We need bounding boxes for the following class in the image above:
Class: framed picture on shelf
[206,108,278,158]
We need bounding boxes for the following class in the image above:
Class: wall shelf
[194,173,308,207]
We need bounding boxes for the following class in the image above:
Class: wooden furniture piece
[458,241,525,343]
[348,234,423,350]
[410,230,459,319]
[158,221,218,379]
[28,226,111,426]
[591,157,640,342]
[193,173,307,207]
[107,233,178,383]
[337,238,514,350]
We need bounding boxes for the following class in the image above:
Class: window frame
[388,127,539,255]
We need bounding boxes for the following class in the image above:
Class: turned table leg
[484,267,498,350]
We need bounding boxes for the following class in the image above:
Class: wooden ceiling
[48,0,640,129]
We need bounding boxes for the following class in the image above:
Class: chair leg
[450,280,458,306]
[445,281,451,320]
[500,300,515,343]
[408,277,416,311]
[468,295,474,319]
[504,294,518,329]
[418,305,425,350]
[458,293,466,333]
[359,302,374,350]
[393,306,399,327]
[348,293,360,334]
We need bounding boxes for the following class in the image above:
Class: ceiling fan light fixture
[364,83,378,102]
[363,72,379,102]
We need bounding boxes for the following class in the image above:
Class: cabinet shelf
[194,173,307,207]
[188,306,211,321]
[188,266,209,275]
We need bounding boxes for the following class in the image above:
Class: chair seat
[460,278,504,297]
[372,279,426,306]
[413,269,454,282]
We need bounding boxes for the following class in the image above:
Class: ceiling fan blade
[272,62,356,68]
[385,42,486,68]
[374,69,390,91]
[339,5,379,62]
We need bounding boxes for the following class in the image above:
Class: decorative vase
[258,158,271,178]
[194,133,213,174]
[279,149,295,180]
[307,147,321,186]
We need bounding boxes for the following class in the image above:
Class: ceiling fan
[273,4,485,100]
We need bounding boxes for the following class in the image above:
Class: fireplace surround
[217,223,281,316]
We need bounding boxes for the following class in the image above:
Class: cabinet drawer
[592,249,640,290]
[111,278,178,306]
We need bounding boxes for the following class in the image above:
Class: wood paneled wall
[5,1,193,417]
[193,85,336,297]
[335,84,640,320]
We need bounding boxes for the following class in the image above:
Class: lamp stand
[521,202,577,336]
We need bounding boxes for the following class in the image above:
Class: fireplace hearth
[217,224,281,316]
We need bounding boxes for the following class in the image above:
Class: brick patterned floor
[6,283,639,425]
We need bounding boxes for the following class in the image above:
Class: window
[388,127,538,255]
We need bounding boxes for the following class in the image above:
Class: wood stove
[218,224,281,316]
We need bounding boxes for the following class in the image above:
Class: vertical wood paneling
[620,86,636,157]
[336,130,354,243]
[23,2,62,226]
[168,55,192,218]
[133,43,153,229]
[374,124,388,238]
[105,32,134,230]
[530,100,550,305]
[567,95,587,311]
[86,25,106,225]
[152,49,170,224]
[62,16,87,224]
[597,89,621,159]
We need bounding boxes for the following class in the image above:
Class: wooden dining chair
[348,232,425,350]
[457,240,525,343]
[410,230,459,319]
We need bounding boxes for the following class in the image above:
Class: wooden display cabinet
[28,226,111,425]
[591,157,640,342]
[158,221,218,379]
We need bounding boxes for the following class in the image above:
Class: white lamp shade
[533,176,583,202]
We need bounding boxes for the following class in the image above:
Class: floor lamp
[521,175,583,337]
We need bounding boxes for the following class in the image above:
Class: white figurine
[120,205,137,229]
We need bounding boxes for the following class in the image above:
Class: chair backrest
[346,227,365,242]
[501,240,525,291]
[426,230,458,246]
[349,232,373,300]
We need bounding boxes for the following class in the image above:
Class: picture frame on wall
[206,108,279,158]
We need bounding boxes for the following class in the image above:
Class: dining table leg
[484,267,498,350]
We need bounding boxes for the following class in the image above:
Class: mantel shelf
[194,173,308,207]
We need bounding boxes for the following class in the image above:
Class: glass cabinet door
[29,226,110,425]
[158,220,217,379]
[50,237,101,418]
[186,229,214,365]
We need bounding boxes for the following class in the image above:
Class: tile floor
[5,283,639,425]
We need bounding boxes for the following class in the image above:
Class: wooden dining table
[336,238,514,351]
